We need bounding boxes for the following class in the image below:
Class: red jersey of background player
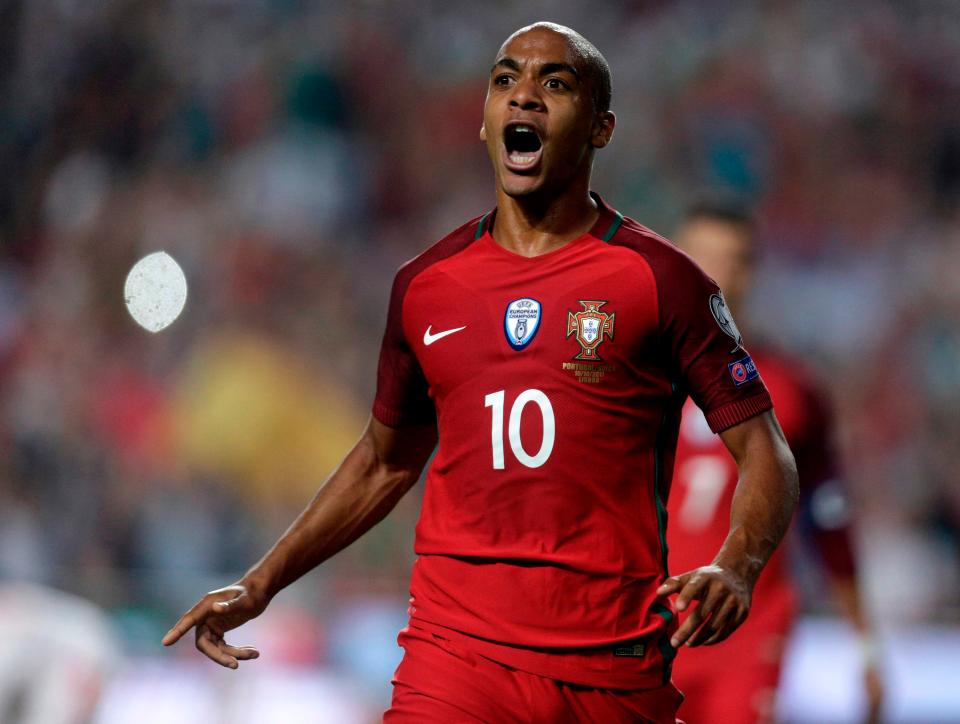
[372,194,773,690]
[668,346,856,722]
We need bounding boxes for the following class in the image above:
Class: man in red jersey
[163,24,798,723]
[667,203,884,724]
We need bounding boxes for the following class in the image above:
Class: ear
[480,123,487,142]
[590,111,616,150]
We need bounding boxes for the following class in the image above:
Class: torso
[373,195,772,687]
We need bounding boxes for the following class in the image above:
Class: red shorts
[384,623,685,723]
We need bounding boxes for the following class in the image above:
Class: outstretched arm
[162,416,437,667]
[657,410,798,647]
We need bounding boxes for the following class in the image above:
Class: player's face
[677,218,756,311]
[481,28,614,199]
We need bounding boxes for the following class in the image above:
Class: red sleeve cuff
[372,400,404,428]
[372,399,435,429]
[704,391,773,433]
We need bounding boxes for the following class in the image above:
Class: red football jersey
[373,194,773,689]
[668,349,857,720]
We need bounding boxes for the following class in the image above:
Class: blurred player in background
[667,202,884,723]
[163,23,799,723]
[0,583,119,724]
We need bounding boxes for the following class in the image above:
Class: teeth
[514,125,533,133]
[509,153,537,164]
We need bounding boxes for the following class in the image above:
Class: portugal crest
[566,300,615,361]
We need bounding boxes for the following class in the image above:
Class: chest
[402,244,664,399]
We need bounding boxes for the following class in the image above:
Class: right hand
[161,583,268,668]
[656,563,753,648]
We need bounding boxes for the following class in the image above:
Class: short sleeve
[658,253,772,433]
[371,270,435,428]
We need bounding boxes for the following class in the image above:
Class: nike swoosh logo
[423,324,467,345]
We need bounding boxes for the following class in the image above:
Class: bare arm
[241,417,437,598]
[657,410,798,647]
[162,416,437,667]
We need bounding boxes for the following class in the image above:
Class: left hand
[655,564,752,647]
[162,583,266,669]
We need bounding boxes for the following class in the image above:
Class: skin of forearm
[714,429,798,587]
[832,576,871,631]
[241,428,429,601]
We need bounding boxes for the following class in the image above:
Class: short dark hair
[506,22,612,113]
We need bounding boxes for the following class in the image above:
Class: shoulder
[606,215,719,326]
[390,214,484,297]
[607,215,714,290]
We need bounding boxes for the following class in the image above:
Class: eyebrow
[491,57,580,81]
[491,57,521,75]
[541,62,579,79]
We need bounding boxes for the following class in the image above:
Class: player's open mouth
[502,123,543,172]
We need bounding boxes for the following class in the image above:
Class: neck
[490,179,599,257]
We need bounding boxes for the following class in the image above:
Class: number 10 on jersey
[484,389,555,469]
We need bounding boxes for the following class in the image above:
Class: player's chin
[498,165,547,198]
[500,177,543,198]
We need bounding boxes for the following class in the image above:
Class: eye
[494,74,515,86]
[545,77,569,90]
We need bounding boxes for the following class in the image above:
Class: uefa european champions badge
[504,298,542,350]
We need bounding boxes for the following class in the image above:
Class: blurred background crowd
[1,0,959,721]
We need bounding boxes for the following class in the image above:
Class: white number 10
[484,389,555,469]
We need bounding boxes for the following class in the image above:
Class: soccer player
[163,23,799,723]
[667,203,884,723]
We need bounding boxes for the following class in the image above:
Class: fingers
[222,643,260,661]
[162,585,263,670]
[664,571,751,648]
[696,599,735,646]
[655,575,684,598]
[194,626,259,668]
[670,574,711,647]
[162,589,246,647]
[660,571,709,647]
[670,599,704,648]
[657,572,702,612]
[696,596,741,646]
[684,585,724,647]
[684,601,713,646]
[673,570,710,613]
[162,608,200,646]
[195,626,239,669]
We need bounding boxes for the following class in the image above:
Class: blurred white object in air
[124,251,188,332]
